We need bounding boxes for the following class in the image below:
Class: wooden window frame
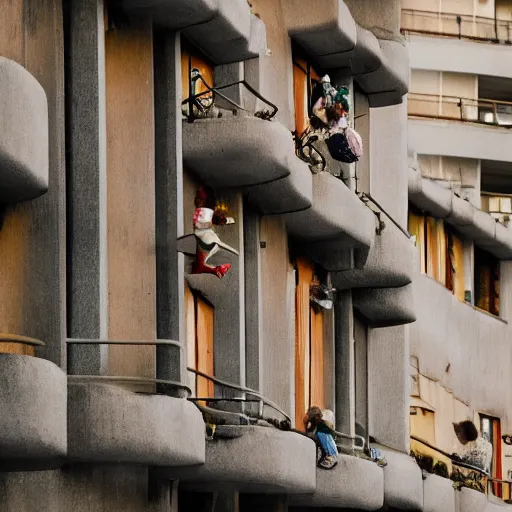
[474,247,500,317]
[480,414,503,496]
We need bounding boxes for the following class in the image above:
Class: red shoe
[192,249,231,279]
[214,263,231,279]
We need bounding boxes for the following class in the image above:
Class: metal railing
[408,93,512,127]
[0,333,45,347]
[401,8,512,43]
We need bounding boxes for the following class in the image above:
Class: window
[292,50,321,137]
[480,414,502,496]
[294,257,326,428]
[185,283,215,398]
[474,247,500,316]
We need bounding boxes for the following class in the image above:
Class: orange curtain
[195,295,215,398]
[310,306,325,409]
[181,45,215,104]
[408,211,426,273]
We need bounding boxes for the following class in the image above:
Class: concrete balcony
[68,382,205,467]
[289,453,384,510]
[353,284,416,328]
[0,354,67,471]
[282,1,409,107]
[285,171,376,271]
[409,118,512,163]
[455,488,488,512]
[423,474,456,512]
[333,219,415,290]
[379,447,423,510]
[122,0,266,64]
[0,57,48,203]
[163,426,316,494]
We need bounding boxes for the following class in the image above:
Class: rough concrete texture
[423,474,456,512]
[454,488,488,512]
[68,382,205,466]
[409,159,512,259]
[0,464,171,512]
[163,426,317,494]
[379,446,423,510]
[357,39,410,107]
[0,56,48,203]
[282,0,357,60]
[245,156,312,214]
[353,284,416,328]
[333,212,415,289]
[344,0,402,41]
[409,118,512,163]
[485,503,512,512]
[289,454,384,510]
[0,354,67,470]
[410,270,512,432]
[183,117,305,188]
[408,34,512,80]
[123,0,265,64]
[285,171,376,254]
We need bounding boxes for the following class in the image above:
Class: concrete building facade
[2,0,508,511]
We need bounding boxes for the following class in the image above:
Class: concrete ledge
[409,155,512,259]
[122,0,265,64]
[285,172,376,268]
[68,382,205,467]
[0,354,67,471]
[163,426,317,494]
[183,117,305,188]
[333,219,415,289]
[379,447,423,510]
[289,454,384,510]
[423,474,456,512]
[0,57,49,203]
[353,284,416,328]
[455,487,488,512]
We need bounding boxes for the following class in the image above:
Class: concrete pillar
[154,30,186,383]
[65,0,108,375]
[368,325,410,453]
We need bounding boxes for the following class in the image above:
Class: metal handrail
[0,333,45,347]
[334,430,366,452]
[187,367,291,423]
[182,76,278,122]
[66,338,182,347]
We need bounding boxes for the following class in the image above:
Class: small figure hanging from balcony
[304,406,339,469]
[191,186,237,279]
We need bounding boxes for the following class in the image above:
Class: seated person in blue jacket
[304,406,338,469]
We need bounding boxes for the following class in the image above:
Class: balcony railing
[481,192,512,226]
[401,8,512,43]
[408,93,512,127]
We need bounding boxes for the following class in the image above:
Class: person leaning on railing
[452,420,493,473]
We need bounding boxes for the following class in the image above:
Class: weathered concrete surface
[423,474,456,512]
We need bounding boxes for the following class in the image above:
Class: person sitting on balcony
[304,406,338,470]
[452,420,493,473]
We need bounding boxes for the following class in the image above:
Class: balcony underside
[285,171,376,271]
[68,382,205,467]
[353,284,416,328]
[122,0,266,64]
[0,57,48,203]
[162,426,316,494]
[0,354,67,471]
[333,219,415,290]
[283,1,408,107]
[289,454,384,510]
[409,156,512,259]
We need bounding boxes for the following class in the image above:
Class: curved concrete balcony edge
[289,453,384,510]
[378,446,423,511]
[408,160,512,259]
[455,487,488,512]
[0,354,67,471]
[353,284,417,328]
[285,172,376,266]
[68,382,206,467]
[122,0,266,64]
[409,118,512,163]
[333,218,415,290]
[0,57,49,204]
[162,426,317,494]
[183,117,303,188]
[408,34,512,81]
[423,474,456,512]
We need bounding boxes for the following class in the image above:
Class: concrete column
[154,30,185,383]
[368,325,410,453]
[334,291,355,437]
[65,0,108,375]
